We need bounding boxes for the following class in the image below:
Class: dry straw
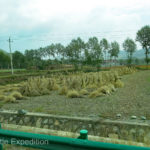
[15,67,137,98]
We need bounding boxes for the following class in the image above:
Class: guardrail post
[78,129,88,140]
[0,124,3,150]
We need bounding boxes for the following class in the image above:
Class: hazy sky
[0,0,150,53]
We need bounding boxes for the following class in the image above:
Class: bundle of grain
[68,77,81,90]
[10,91,23,100]
[0,95,6,101]
[114,80,124,88]
[4,96,16,103]
[97,85,111,95]
[80,89,88,95]
[89,90,104,98]
[67,90,79,98]
[107,84,116,92]
[58,86,68,95]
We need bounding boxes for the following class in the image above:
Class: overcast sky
[0,0,150,53]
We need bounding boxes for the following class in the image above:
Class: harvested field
[1,70,150,119]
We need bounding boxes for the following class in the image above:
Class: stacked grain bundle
[19,77,59,96]
[11,66,136,99]
[0,84,23,103]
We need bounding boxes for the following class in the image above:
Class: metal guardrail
[0,125,150,150]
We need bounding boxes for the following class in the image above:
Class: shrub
[67,90,79,98]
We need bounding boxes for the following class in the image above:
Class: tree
[24,49,35,67]
[134,58,140,65]
[109,41,120,66]
[65,37,85,69]
[0,50,10,69]
[118,59,124,66]
[86,37,103,67]
[54,43,65,62]
[38,47,46,59]
[100,38,109,67]
[136,25,150,66]
[24,49,42,69]
[123,38,137,66]
[13,51,25,68]
[45,44,55,60]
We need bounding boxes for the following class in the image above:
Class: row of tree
[0,25,150,70]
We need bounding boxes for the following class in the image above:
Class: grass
[33,106,44,112]
[0,69,26,73]
[147,77,150,82]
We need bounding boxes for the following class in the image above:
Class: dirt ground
[2,70,150,119]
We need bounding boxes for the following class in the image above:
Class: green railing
[0,126,150,150]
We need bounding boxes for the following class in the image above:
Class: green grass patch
[147,77,150,82]
[0,69,26,73]
[33,106,44,113]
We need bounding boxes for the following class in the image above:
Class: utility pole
[8,37,14,75]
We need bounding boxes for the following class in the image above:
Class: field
[0,67,149,119]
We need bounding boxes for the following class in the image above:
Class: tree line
[0,25,150,70]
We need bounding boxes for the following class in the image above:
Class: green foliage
[33,106,44,112]
[123,38,137,65]
[134,58,140,65]
[109,41,120,62]
[0,49,10,69]
[85,37,103,66]
[136,25,150,65]
[100,38,110,64]
[65,37,85,69]
[13,51,25,68]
